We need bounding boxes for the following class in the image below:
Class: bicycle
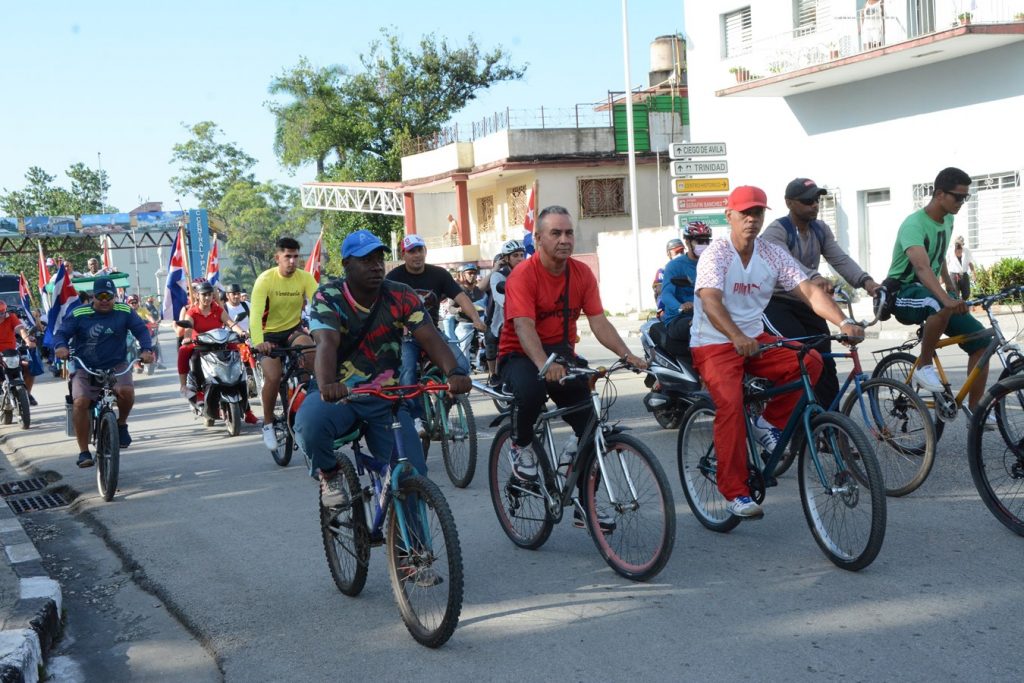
[872,284,1024,443]
[418,360,477,488]
[771,292,937,497]
[966,372,1024,536]
[0,349,31,430]
[69,356,136,502]
[677,334,887,571]
[264,344,316,467]
[479,355,676,582]
[319,382,463,648]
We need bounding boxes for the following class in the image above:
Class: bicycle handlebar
[69,355,137,380]
[266,344,317,358]
[833,289,882,328]
[758,332,862,355]
[537,352,639,383]
[966,284,1024,309]
[348,382,450,401]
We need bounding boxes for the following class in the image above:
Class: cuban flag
[37,241,51,312]
[163,229,189,321]
[522,185,536,233]
[205,239,222,291]
[18,274,36,328]
[305,232,323,283]
[43,262,78,347]
[102,235,114,271]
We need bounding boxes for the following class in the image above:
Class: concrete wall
[505,128,617,157]
[686,1,1024,276]
[401,142,473,181]
[597,225,679,314]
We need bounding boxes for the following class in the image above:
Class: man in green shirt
[887,167,989,416]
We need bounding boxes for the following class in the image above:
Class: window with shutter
[723,7,753,59]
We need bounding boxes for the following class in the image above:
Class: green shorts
[893,283,988,354]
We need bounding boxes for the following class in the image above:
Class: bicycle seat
[332,422,368,449]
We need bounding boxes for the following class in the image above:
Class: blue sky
[1,0,685,213]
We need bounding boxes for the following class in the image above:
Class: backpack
[778,216,827,257]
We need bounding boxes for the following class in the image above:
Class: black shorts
[263,324,305,348]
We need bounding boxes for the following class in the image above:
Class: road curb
[0,503,62,683]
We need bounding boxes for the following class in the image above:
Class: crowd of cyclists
[15,165,1010,532]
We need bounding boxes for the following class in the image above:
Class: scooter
[179,322,249,436]
[0,348,31,430]
[638,318,703,429]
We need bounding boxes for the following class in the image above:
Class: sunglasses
[796,197,820,206]
[94,293,115,302]
[945,190,971,203]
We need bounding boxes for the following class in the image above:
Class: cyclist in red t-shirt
[497,205,646,498]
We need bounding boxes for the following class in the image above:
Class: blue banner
[186,209,210,282]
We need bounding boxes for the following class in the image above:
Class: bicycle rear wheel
[996,364,1024,447]
[487,424,554,549]
[440,394,477,488]
[386,475,463,648]
[872,352,945,442]
[677,399,740,533]
[584,433,676,581]
[968,375,1024,536]
[798,413,886,571]
[15,386,30,430]
[320,455,370,595]
[841,377,936,497]
[96,411,120,502]
[271,385,293,466]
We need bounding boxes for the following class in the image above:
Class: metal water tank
[649,34,685,87]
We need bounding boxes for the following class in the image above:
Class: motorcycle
[639,318,702,430]
[452,302,487,373]
[179,322,249,436]
[0,348,31,430]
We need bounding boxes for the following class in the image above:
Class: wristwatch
[840,317,858,327]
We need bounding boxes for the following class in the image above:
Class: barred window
[915,172,1021,252]
[723,7,753,58]
[507,185,529,227]
[794,0,825,34]
[578,177,627,218]
[912,182,933,209]
[477,196,495,233]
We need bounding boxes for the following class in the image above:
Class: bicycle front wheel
[677,399,741,533]
[487,424,554,549]
[872,352,945,442]
[584,433,676,581]
[968,375,1024,536]
[386,475,463,648]
[798,412,886,571]
[440,394,477,488]
[320,454,370,595]
[271,385,293,466]
[15,386,30,430]
[841,377,936,497]
[96,411,120,502]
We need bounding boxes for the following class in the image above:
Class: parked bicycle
[677,334,887,571]
[872,284,1024,442]
[966,371,1024,536]
[771,292,937,497]
[479,354,676,582]
[265,344,316,467]
[0,349,31,430]
[70,355,136,502]
[319,382,463,648]
[419,360,477,488]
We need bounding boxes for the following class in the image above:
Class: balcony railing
[724,0,1024,86]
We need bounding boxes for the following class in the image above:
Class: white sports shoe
[262,424,278,450]
[914,364,945,393]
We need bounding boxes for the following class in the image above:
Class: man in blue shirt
[54,277,154,467]
[660,222,713,352]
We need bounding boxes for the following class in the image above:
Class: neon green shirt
[249,268,318,345]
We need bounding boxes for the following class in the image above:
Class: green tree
[169,121,257,209]
[216,180,313,279]
[1,164,112,218]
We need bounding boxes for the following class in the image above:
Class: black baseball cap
[225,283,243,293]
[93,277,117,298]
[785,178,828,201]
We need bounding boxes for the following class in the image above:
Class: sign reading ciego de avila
[671,160,729,177]
[673,178,730,194]
[675,195,730,212]
[670,142,727,159]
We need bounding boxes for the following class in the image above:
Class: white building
[684,0,1024,281]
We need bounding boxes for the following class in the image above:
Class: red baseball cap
[727,186,771,212]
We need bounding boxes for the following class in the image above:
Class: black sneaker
[77,452,94,468]
[28,394,38,407]
[510,444,539,481]
[573,508,616,534]
[118,423,132,448]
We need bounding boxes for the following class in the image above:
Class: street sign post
[671,160,729,177]
[674,195,729,211]
[676,213,729,229]
[670,142,727,158]
[673,178,730,194]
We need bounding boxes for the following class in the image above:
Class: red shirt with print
[498,256,603,358]
[185,301,224,335]
[0,314,23,352]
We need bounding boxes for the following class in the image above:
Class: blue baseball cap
[341,230,389,259]
[93,277,117,298]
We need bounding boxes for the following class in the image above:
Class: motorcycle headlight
[3,356,21,369]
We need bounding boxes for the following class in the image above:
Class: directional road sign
[671,160,729,177]
[675,195,729,211]
[676,213,729,229]
[673,178,730,194]
[669,142,727,159]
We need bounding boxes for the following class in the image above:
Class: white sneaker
[914,364,945,393]
[262,424,278,450]
[727,495,764,519]
[510,444,539,481]
[414,417,427,438]
[751,415,781,453]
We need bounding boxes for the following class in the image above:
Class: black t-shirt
[385,264,462,327]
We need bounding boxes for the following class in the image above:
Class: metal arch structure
[0,230,178,256]
[301,183,405,216]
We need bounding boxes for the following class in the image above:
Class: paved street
[2,326,1022,681]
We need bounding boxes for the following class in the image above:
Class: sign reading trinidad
[675,195,729,212]
[673,177,730,194]
[671,160,729,177]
